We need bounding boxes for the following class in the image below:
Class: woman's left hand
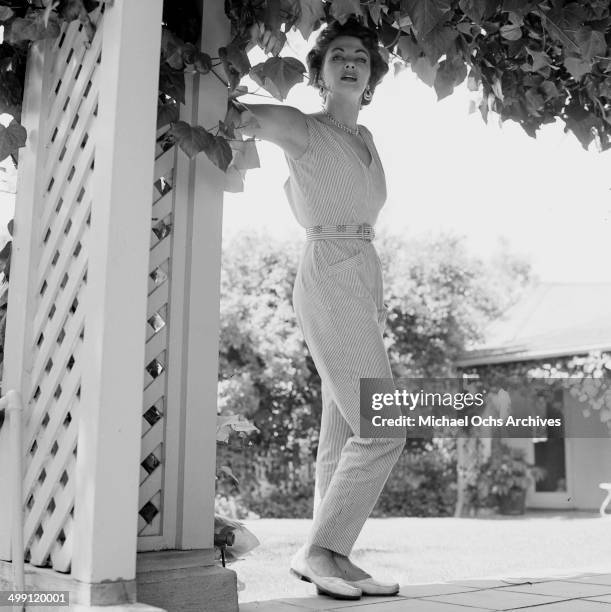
[248,21,286,56]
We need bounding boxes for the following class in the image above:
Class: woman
[242,17,407,600]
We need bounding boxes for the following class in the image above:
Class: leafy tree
[219,231,321,461]
[2,0,609,166]
[221,0,611,151]
[380,229,534,377]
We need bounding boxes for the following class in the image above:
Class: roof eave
[455,342,611,368]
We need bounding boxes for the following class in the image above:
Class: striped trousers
[293,240,407,556]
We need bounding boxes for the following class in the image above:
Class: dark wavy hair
[305,17,389,106]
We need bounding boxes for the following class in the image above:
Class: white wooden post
[172,0,229,551]
[0,38,54,561]
[135,3,238,608]
[72,0,163,583]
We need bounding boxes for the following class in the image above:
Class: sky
[1,28,610,283]
[223,29,611,283]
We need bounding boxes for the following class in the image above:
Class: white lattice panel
[138,129,176,540]
[21,3,107,573]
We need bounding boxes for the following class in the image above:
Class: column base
[0,560,140,606]
[136,549,238,612]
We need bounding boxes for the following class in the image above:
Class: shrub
[239,479,314,518]
[373,440,457,517]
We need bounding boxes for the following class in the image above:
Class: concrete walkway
[239,571,611,611]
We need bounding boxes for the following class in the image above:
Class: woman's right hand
[248,21,286,56]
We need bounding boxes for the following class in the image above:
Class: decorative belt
[305,223,375,242]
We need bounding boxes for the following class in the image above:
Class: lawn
[231,511,611,604]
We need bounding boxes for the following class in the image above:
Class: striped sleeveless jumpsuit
[284,114,407,556]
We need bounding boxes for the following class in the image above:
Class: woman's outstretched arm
[236,23,309,160]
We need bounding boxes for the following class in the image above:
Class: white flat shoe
[344,577,400,596]
[289,547,362,600]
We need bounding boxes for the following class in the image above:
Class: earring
[318,79,327,99]
[363,85,373,102]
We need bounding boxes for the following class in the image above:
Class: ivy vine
[1,1,610,172]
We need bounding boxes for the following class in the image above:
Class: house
[455,282,611,511]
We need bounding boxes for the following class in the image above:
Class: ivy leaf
[0,70,23,117]
[8,10,61,42]
[403,0,452,37]
[524,88,544,116]
[159,63,186,104]
[420,24,458,64]
[58,0,98,20]
[458,0,488,23]
[434,56,467,100]
[219,52,241,91]
[181,42,197,68]
[170,121,213,157]
[194,52,212,75]
[219,42,251,78]
[260,0,296,35]
[500,23,522,40]
[0,119,26,163]
[204,135,233,172]
[263,0,282,31]
[540,80,560,100]
[563,98,599,149]
[250,57,305,101]
[491,76,503,100]
[467,67,481,91]
[59,0,95,41]
[368,0,385,25]
[479,93,491,123]
[525,48,551,72]
[157,101,179,130]
[228,85,248,100]
[43,2,60,29]
[0,7,14,21]
[396,34,421,64]
[411,56,438,87]
[378,17,401,46]
[599,78,611,99]
[218,119,235,140]
[161,28,186,70]
[456,22,473,35]
[0,239,11,281]
[575,27,606,62]
[330,0,363,25]
[563,55,591,81]
[296,0,325,39]
[170,121,231,171]
[230,138,260,171]
[224,103,243,133]
[224,165,245,193]
[502,0,537,16]
[216,414,258,442]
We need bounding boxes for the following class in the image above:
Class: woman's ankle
[306,544,334,558]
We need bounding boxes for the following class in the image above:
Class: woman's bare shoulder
[357,122,373,137]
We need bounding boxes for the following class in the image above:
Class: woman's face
[319,35,372,100]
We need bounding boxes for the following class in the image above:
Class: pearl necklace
[323,109,359,136]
